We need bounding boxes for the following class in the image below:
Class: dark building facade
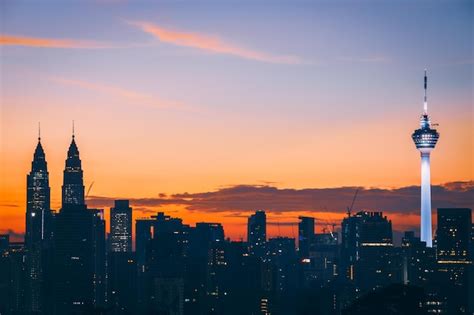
[298,216,315,260]
[341,211,394,292]
[248,210,267,259]
[436,208,472,314]
[110,200,133,253]
[108,252,137,314]
[135,212,189,314]
[53,136,106,314]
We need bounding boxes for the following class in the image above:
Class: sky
[0,0,472,242]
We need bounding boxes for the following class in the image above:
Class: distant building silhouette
[298,216,314,259]
[247,210,266,259]
[110,200,133,253]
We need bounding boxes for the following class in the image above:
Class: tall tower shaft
[412,70,439,247]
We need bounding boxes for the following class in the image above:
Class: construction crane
[346,188,359,217]
[86,181,95,199]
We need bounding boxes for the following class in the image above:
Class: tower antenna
[38,122,41,141]
[72,120,75,139]
[424,69,428,114]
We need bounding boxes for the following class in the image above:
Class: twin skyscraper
[25,129,108,314]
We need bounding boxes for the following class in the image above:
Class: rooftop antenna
[423,69,428,114]
[38,122,41,141]
[72,120,75,139]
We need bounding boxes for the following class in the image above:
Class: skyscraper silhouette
[298,216,315,259]
[436,208,472,313]
[247,210,267,259]
[53,132,106,314]
[25,132,52,246]
[61,131,85,207]
[25,131,53,314]
[110,200,133,253]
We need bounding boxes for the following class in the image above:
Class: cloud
[126,21,303,64]
[0,34,111,49]
[86,181,474,216]
[50,77,190,110]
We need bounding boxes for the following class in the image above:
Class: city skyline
[1,1,473,241]
[0,2,473,314]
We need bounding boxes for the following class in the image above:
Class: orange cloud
[127,21,302,64]
[50,77,189,110]
[0,34,109,49]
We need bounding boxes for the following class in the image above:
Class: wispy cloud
[0,34,111,49]
[127,21,303,64]
[50,77,190,110]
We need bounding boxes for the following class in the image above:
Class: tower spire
[38,122,41,141]
[72,120,75,139]
[423,69,428,114]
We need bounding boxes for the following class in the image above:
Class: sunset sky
[1,1,472,242]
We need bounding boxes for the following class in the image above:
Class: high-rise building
[401,231,436,287]
[135,212,189,313]
[25,132,53,314]
[437,208,472,263]
[62,132,85,207]
[110,200,133,252]
[436,208,472,314]
[247,210,266,259]
[53,133,106,314]
[412,70,440,247]
[310,232,339,283]
[298,216,314,259]
[25,133,52,246]
[341,211,393,291]
[91,208,107,308]
[108,252,137,314]
[267,237,297,293]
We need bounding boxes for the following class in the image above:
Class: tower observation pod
[411,70,439,248]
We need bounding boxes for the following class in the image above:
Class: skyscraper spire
[26,130,51,245]
[423,69,428,114]
[38,122,41,141]
[25,130,52,313]
[62,126,85,208]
